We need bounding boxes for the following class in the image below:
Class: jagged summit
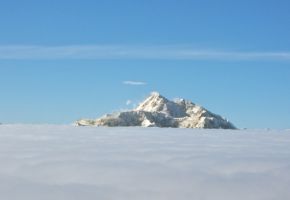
[135,92,167,112]
[135,92,186,118]
[76,92,236,129]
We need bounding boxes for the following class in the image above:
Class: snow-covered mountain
[76,92,236,129]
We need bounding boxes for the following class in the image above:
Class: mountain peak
[149,91,167,99]
[76,92,236,129]
[135,92,170,113]
[148,92,168,102]
[150,91,161,97]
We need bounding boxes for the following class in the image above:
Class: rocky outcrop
[76,92,236,129]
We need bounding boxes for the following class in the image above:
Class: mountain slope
[76,92,236,129]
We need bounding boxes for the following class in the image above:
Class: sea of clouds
[0,125,289,200]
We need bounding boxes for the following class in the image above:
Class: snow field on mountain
[0,125,290,200]
[77,92,236,129]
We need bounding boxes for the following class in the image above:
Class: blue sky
[0,0,289,128]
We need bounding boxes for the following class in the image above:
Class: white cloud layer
[0,45,290,61]
[0,125,289,200]
[123,81,147,85]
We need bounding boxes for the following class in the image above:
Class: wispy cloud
[123,81,147,86]
[0,45,290,61]
[126,100,132,105]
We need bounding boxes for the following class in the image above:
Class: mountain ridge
[76,92,236,129]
